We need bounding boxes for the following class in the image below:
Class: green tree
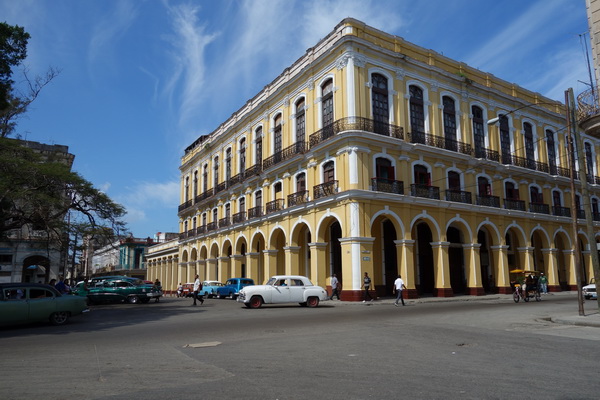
[0,22,29,112]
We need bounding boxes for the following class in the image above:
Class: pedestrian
[177,282,183,298]
[329,274,341,300]
[393,275,407,306]
[192,274,203,306]
[539,273,548,294]
[55,276,68,294]
[362,272,373,302]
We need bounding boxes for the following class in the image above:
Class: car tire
[128,295,140,304]
[249,296,263,309]
[49,311,69,326]
[307,297,319,308]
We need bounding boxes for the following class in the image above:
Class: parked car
[200,281,225,298]
[583,278,596,299]
[75,277,161,304]
[237,275,328,308]
[0,283,89,326]
[216,278,255,299]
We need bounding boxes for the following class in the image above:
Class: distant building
[152,18,600,299]
[0,139,74,283]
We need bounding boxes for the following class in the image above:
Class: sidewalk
[328,291,600,328]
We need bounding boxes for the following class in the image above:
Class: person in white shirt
[393,275,407,306]
[192,275,203,306]
[329,274,341,300]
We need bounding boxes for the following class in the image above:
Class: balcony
[529,203,550,215]
[410,184,440,200]
[445,190,471,204]
[309,117,404,147]
[504,198,526,211]
[577,209,586,219]
[371,178,404,194]
[476,195,500,208]
[474,147,500,162]
[552,206,571,217]
[248,206,263,219]
[263,142,307,170]
[266,199,285,214]
[232,211,246,224]
[313,181,338,200]
[219,217,231,228]
[501,154,548,173]
[178,199,193,212]
[577,86,600,138]
[287,190,309,207]
[409,132,472,156]
[195,189,214,204]
[198,225,206,235]
[206,222,217,232]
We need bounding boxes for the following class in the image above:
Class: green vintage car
[74,277,161,304]
[0,283,89,326]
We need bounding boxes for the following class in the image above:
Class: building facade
[150,19,600,300]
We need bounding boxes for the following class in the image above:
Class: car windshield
[225,280,236,285]
[266,278,277,285]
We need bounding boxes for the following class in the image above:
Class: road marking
[184,341,222,348]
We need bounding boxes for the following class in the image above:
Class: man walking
[329,274,341,300]
[192,274,203,306]
[362,272,373,302]
[538,273,548,294]
[393,275,407,306]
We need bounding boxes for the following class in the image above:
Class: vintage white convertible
[237,275,328,308]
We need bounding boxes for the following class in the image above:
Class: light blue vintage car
[215,278,255,299]
[200,281,225,298]
[0,283,89,326]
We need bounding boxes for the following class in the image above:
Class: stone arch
[370,209,405,239]
[316,212,344,243]
[371,213,400,296]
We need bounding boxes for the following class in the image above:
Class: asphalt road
[1,293,599,400]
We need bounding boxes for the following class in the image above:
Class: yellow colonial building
[147,18,600,300]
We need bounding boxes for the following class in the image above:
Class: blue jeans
[395,290,404,305]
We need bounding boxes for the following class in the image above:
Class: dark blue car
[215,278,254,299]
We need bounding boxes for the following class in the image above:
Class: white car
[237,275,328,308]
[583,278,596,300]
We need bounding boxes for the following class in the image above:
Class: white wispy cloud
[88,1,138,67]
[162,2,218,127]
[116,180,179,229]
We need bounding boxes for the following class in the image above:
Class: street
[1,293,599,400]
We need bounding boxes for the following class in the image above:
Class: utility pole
[565,89,585,316]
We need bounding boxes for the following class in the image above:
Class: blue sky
[0,0,590,237]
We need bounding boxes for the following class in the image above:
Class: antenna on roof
[580,32,596,99]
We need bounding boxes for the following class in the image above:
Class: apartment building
[148,18,600,300]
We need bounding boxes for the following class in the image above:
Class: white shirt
[394,277,405,291]
[193,279,201,291]
[331,276,338,288]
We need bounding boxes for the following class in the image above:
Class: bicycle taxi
[509,269,541,303]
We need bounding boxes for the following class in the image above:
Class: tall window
[414,165,430,186]
[375,157,394,180]
[193,171,198,198]
[202,213,207,226]
[448,171,461,191]
[296,173,306,192]
[255,190,262,208]
[505,182,519,200]
[203,164,208,193]
[192,217,197,229]
[296,98,305,144]
[472,106,485,156]
[212,208,218,222]
[239,197,246,213]
[585,142,594,179]
[274,114,282,155]
[274,182,282,199]
[255,127,263,167]
[552,190,562,207]
[499,115,511,163]
[184,176,189,201]
[478,177,492,196]
[530,186,543,204]
[372,73,389,134]
[442,96,457,143]
[225,148,232,182]
[409,85,425,134]
[323,161,335,183]
[213,156,219,187]
[225,203,231,219]
[321,79,334,128]
[239,138,246,174]
[524,122,534,161]
[546,129,557,173]
[593,198,599,216]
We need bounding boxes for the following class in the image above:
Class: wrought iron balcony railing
[504,198,526,211]
[262,142,307,170]
[287,190,309,207]
[219,217,231,228]
[552,206,571,217]
[474,147,500,162]
[248,206,263,219]
[178,199,193,212]
[266,199,285,214]
[198,225,206,235]
[529,203,550,215]
[232,211,246,224]
[371,177,404,195]
[476,195,500,208]
[445,190,472,204]
[206,222,217,232]
[313,181,339,200]
[410,184,440,200]
[309,117,403,147]
[409,132,472,155]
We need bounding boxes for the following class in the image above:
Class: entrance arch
[371,216,399,296]
[22,256,50,283]
[413,222,434,295]
[447,226,466,294]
